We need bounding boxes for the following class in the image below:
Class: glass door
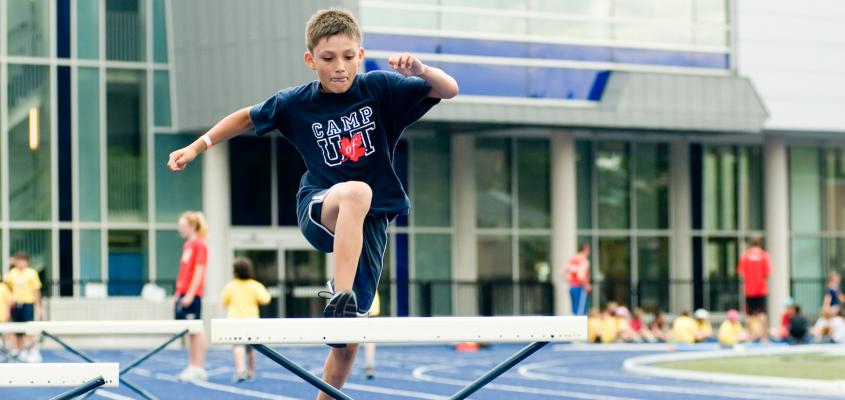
[233,249,281,318]
[283,249,328,317]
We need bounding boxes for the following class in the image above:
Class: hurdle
[26,320,203,400]
[0,362,119,400]
[212,316,586,400]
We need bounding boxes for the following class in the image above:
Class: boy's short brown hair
[305,8,361,52]
[233,257,255,280]
[12,251,29,261]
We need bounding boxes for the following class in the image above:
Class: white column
[551,130,577,316]
[764,136,789,323]
[670,140,692,314]
[202,141,231,316]
[451,134,477,316]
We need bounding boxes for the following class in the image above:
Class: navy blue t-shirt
[249,71,439,216]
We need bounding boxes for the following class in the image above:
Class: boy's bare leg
[320,181,372,291]
[189,332,206,367]
[233,345,246,374]
[317,344,359,400]
[247,348,256,374]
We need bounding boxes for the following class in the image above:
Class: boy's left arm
[389,53,458,99]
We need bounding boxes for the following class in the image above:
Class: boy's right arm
[167,107,254,172]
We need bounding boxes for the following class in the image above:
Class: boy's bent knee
[330,343,359,362]
[336,181,372,207]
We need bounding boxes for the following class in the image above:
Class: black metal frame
[40,329,190,400]
[253,341,549,400]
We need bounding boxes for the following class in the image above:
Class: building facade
[1,0,841,320]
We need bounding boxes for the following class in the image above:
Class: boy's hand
[388,53,427,77]
[168,146,197,172]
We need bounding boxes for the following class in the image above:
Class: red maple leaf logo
[339,133,366,162]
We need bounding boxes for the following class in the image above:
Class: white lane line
[191,379,303,400]
[94,390,136,400]
[261,371,445,399]
[412,364,644,400]
[518,360,813,400]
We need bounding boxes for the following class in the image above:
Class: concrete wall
[736,0,845,132]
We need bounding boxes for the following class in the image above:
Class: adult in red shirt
[175,211,208,382]
[738,236,771,316]
[563,242,591,316]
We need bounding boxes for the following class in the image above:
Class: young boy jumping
[167,8,457,398]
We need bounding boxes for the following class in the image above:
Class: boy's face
[304,34,364,94]
[11,256,27,269]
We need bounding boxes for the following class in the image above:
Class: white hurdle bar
[28,320,203,400]
[0,363,119,400]
[212,316,585,345]
[26,320,204,336]
[212,316,586,400]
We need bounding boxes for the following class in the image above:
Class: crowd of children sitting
[587,298,845,347]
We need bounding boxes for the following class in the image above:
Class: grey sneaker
[323,289,358,348]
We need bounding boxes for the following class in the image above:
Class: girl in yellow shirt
[221,258,271,382]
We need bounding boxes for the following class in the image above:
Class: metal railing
[38,277,835,319]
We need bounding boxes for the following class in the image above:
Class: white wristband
[201,134,213,149]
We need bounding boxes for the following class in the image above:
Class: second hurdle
[212,316,586,400]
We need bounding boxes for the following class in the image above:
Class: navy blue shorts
[174,296,202,320]
[298,187,390,314]
[11,303,34,322]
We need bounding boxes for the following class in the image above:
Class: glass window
[442,0,526,10]
[597,142,629,229]
[790,238,823,315]
[8,64,51,221]
[155,134,202,222]
[155,230,182,294]
[614,0,693,20]
[77,0,99,59]
[153,71,172,127]
[7,0,50,57]
[529,0,611,16]
[78,68,101,221]
[597,236,630,307]
[10,230,51,297]
[823,149,845,232]
[704,146,737,230]
[635,143,669,229]
[743,147,764,230]
[360,8,438,31]
[277,138,307,226]
[79,229,101,296]
[441,13,527,36]
[107,69,147,222]
[152,0,168,63]
[529,19,612,41]
[695,0,727,23]
[107,230,148,296]
[413,234,452,316]
[518,139,550,229]
[637,237,669,311]
[705,237,738,311]
[789,147,821,232]
[106,0,146,61]
[230,136,272,225]
[518,236,552,315]
[476,138,512,228]
[576,140,593,229]
[59,230,73,296]
[411,135,452,227]
[477,235,513,315]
